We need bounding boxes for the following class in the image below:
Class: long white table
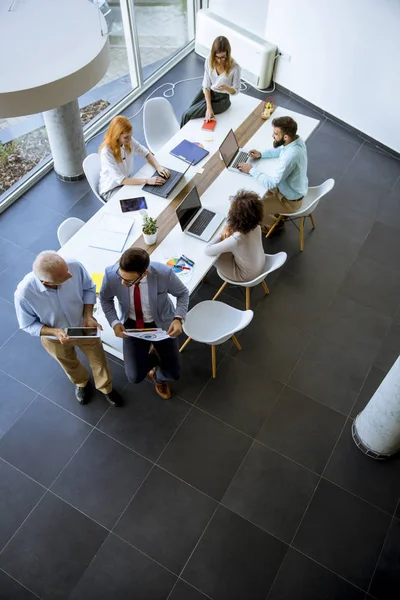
[60,95,319,359]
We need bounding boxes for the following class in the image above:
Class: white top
[205,227,265,282]
[202,56,241,95]
[99,140,149,196]
[128,277,154,323]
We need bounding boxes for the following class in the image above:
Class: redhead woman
[205,190,265,282]
[180,36,241,127]
[98,116,170,201]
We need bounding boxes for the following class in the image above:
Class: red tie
[134,283,144,328]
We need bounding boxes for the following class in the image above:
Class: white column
[42,100,87,181]
[352,356,400,458]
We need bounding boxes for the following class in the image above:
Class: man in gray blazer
[100,248,189,399]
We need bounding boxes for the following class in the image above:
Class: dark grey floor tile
[0,236,24,274]
[360,222,400,273]
[378,176,400,231]
[24,171,90,216]
[182,505,288,600]
[373,324,400,373]
[168,580,210,600]
[69,533,176,600]
[0,197,61,250]
[114,466,216,573]
[27,212,65,254]
[353,144,400,188]
[172,341,216,404]
[97,380,189,461]
[0,371,37,439]
[370,518,400,600]
[306,129,360,186]
[0,570,40,600]
[339,256,400,317]
[0,395,91,486]
[319,117,365,145]
[0,330,58,392]
[317,295,391,363]
[223,442,318,543]
[268,548,365,600]
[0,492,107,600]
[324,421,400,514]
[41,356,128,425]
[257,268,335,335]
[64,189,102,222]
[0,297,19,347]
[351,366,386,418]
[289,338,371,415]
[258,386,345,474]
[285,97,324,121]
[196,355,282,437]
[0,460,45,551]
[52,429,151,529]
[158,408,252,500]
[293,479,391,590]
[0,248,35,304]
[229,317,310,385]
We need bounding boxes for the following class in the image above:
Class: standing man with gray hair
[14,251,121,407]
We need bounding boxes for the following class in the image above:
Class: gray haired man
[14,251,121,406]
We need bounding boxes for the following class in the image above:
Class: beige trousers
[262,187,304,227]
[41,337,112,394]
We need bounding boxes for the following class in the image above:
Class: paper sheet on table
[124,328,170,341]
[89,231,128,253]
[101,213,133,235]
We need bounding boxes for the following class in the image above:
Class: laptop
[176,186,224,242]
[219,129,250,173]
[142,162,192,198]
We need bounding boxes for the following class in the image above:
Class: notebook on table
[202,119,216,131]
[170,139,209,165]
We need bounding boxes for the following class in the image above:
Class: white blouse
[202,56,241,95]
[99,139,149,196]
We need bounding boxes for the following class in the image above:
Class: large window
[0,0,198,209]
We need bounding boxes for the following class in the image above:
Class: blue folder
[170,139,209,165]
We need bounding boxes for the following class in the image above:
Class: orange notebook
[202,119,217,131]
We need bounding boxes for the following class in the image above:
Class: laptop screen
[176,186,202,230]
[219,129,239,167]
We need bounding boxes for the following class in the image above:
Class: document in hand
[124,328,170,341]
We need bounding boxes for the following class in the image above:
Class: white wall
[209,0,400,153]
[208,0,269,40]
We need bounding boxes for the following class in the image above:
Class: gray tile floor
[1,53,400,600]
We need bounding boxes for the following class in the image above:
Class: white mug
[139,209,148,222]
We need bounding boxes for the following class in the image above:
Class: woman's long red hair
[100,115,132,162]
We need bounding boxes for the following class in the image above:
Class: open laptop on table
[219,129,251,173]
[142,161,192,198]
[176,186,224,242]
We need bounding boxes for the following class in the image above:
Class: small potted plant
[142,216,158,245]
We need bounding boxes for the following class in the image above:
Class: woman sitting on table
[98,115,170,202]
[180,36,241,128]
[205,189,265,282]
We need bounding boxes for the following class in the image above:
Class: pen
[177,266,191,271]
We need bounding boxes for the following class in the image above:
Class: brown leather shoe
[148,369,171,399]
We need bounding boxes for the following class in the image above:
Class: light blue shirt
[14,259,96,337]
[249,137,308,199]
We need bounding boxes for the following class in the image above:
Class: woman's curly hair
[227,189,264,234]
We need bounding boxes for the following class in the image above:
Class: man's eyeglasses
[116,269,145,287]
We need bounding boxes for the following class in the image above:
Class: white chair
[212,252,287,310]
[57,218,85,246]
[179,301,254,378]
[143,98,180,154]
[265,179,335,251]
[83,154,105,204]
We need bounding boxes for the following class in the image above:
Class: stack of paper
[90,213,134,252]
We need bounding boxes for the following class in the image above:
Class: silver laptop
[176,186,224,242]
[219,129,250,173]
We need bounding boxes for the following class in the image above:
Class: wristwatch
[173,317,184,323]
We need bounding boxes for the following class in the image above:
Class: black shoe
[103,389,122,407]
[75,384,89,405]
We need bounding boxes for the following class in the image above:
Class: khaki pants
[41,337,112,394]
[262,187,304,227]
